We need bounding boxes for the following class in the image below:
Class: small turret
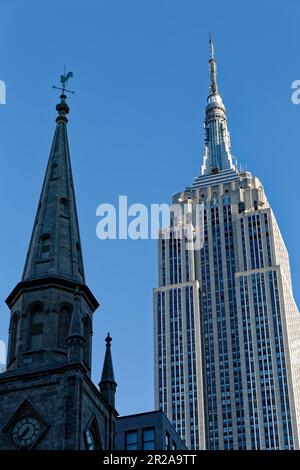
[99,334,117,408]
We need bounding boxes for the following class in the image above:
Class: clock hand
[19,426,31,438]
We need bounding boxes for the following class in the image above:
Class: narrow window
[8,314,19,361]
[40,234,51,260]
[142,428,155,450]
[57,305,72,349]
[76,242,83,276]
[30,310,44,350]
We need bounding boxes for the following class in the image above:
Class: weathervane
[52,67,75,95]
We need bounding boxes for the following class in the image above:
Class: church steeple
[1,80,118,452]
[22,91,85,283]
[5,81,99,373]
[201,33,238,176]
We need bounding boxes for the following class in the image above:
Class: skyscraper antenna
[208,31,218,95]
[209,31,215,60]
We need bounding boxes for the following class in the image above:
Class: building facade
[153,35,300,450]
[0,91,118,450]
[116,411,187,450]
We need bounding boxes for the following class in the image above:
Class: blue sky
[0,0,299,415]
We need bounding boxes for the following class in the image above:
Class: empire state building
[153,35,300,450]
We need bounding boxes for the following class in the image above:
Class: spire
[99,334,117,408]
[22,84,85,284]
[5,76,99,374]
[201,33,238,176]
[209,31,218,95]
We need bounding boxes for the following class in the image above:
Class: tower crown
[201,33,238,176]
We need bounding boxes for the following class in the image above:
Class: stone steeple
[201,33,238,176]
[99,334,117,408]
[22,93,85,283]
[5,91,98,373]
[1,85,118,451]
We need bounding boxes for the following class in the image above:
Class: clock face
[12,416,41,447]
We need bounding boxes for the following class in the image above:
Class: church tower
[0,87,117,450]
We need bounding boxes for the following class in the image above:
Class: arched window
[57,304,72,349]
[83,316,92,367]
[8,313,19,362]
[84,417,102,450]
[30,306,44,350]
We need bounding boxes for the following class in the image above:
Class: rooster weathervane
[52,68,75,95]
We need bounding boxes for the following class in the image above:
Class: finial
[208,32,218,95]
[99,332,117,407]
[105,333,112,345]
[52,69,75,123]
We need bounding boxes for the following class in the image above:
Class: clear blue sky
[0,0,299,415]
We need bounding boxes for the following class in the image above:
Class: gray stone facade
[0,364,116,449]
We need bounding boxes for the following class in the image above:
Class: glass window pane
[126,443,138,450]
[126,431,137,445]
[143,441,155,450]
[142,428,155,450]
[143,429,154,441]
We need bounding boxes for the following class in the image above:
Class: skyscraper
[153,34,300,450]
[0,88,117,450]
